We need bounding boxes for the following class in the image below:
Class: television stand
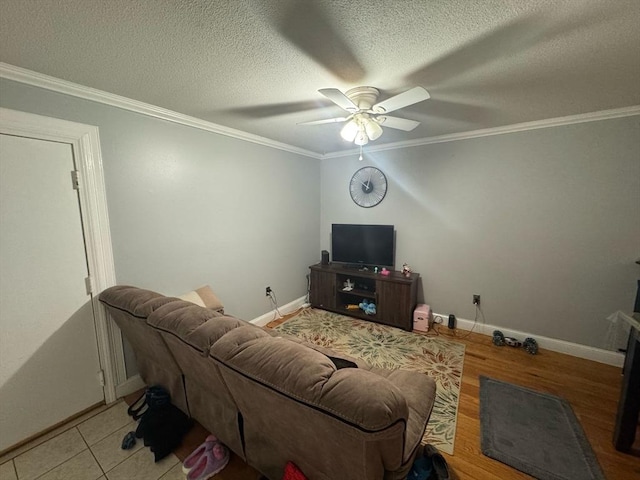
[341,264,363,270]
[309,263,419,331]
[342,264,373,271]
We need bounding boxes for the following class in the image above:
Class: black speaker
[321,250,329,265]
[448,314,456,329]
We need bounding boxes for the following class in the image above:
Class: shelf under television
[334,305,379,322]
[336,287,376,300]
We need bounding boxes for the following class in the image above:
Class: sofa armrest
[375,368,437,464]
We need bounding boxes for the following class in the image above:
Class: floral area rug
[273,308,465,454]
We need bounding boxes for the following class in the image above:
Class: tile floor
[0,401,184,480]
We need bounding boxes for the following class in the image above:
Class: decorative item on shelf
[402,263,412,277]
[345,304,360,310]
[343,279,354,291]
[359,300,377,315]
[380,267,390,276]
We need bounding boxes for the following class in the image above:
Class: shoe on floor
[408,453,433,480]
[121,431,136,450]
[424,444,450,480]
[182,435,219,474]
[187,441,230,480]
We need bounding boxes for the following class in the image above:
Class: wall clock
[349,166,388,208]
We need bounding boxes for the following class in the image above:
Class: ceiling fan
[299,86,430,145]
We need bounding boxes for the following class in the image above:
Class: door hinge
[71,170,80,190]
[85,276,93,295]
[97,370,105,387]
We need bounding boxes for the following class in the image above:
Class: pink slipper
[181,435,219,474]
[186,441,230,480]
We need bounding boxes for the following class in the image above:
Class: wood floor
[132,311,640,480]
[425,325,639,480]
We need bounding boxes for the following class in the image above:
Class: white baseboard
[115,374,146,398]
[251,296,308,327]
[434,312,625,367]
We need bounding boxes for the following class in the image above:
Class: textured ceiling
[1,0,639,155]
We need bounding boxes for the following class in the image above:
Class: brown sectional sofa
[100,285,437,480]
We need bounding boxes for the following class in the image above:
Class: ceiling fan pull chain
[359,144,363,161]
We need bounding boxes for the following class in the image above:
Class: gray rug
[479,376,605,480]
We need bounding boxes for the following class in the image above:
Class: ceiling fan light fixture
[340,120,359,142]
[364,118,383,141]
[354,130,369,146]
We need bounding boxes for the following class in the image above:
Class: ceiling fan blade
[318,88,359,112]
[372,87,431,114]
[377,116,420,131]
[298,117,349,126]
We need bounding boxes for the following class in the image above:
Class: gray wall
[321,116,640,349]
[1,79,321,373]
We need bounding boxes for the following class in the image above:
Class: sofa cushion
[147,298,220,339]
[147,300,243,354]
[178,285,224,312]
[211,326,409,431]
[99,285,176,317]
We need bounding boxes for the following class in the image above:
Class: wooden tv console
[309,263,419,331]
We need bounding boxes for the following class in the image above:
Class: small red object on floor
[282,461,308,480]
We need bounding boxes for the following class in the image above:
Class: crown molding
[3,63,638,161]
[0,62,321,159]
[323,104,640,158]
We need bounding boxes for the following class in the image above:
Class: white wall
[1,78,321,374]
[321,116,640,349]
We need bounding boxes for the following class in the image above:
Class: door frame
[0,107,120,403]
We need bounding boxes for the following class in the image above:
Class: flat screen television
[331,224,395,268]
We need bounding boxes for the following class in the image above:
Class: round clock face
[349,166,388,208]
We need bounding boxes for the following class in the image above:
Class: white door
[0,133,104,451]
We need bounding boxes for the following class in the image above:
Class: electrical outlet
[473,294,481,305]
[265,286,272,297]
